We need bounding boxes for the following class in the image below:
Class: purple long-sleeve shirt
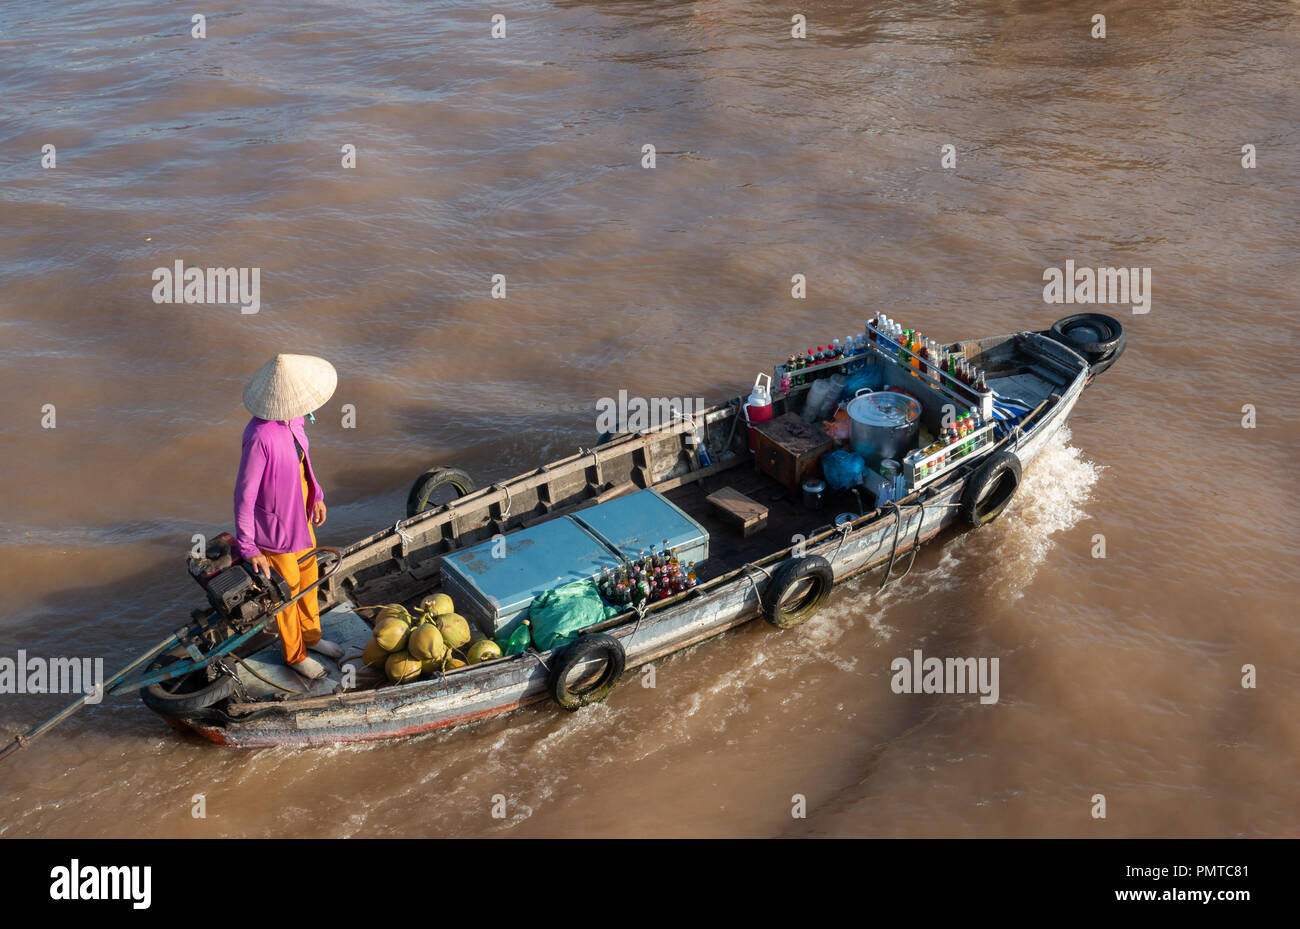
[233,416,324,559]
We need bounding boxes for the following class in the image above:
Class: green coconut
[408,623,447,661]
[466,639,502,664]
[443,656,466,671]
[434,612,472,650]
[361,637,388,668]
[376,603,411,625]
[374,616,411,653]
[385,650,422,683]
[419,593,455,616]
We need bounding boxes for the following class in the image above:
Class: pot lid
[846,391,921,426]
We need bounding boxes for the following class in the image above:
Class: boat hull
[176,373,1084,748]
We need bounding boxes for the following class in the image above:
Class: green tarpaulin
[528,580,619,652]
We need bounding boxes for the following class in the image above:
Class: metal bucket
[846,389,921,467]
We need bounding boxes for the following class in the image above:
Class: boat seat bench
[706,486,769,537]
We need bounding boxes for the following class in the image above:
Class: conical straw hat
[243,354,337,421]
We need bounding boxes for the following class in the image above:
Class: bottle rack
[772,351,867,395]
[903,422,997,490]
[861,322,995,422]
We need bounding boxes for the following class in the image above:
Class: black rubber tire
[140,657,239,716]
[1048,313,1124,359]
[1085,330,1127,376]
[549,634,626,711]
[960,451,1022,527]
[761,555,834,629]
[406,466,476,517]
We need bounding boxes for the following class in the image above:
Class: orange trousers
[261,462,320,665]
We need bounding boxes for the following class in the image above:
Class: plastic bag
[840,366,883,402]
[822,449,867,491]
[527,580,620,652]
[827,404,852,442]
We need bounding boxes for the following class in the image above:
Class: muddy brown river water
[0,1,1296,837]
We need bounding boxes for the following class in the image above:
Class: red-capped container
[743,373,773,452]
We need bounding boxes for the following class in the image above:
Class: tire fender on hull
[960,451,1022,527]
[406,466,476,517]
[141,665,239,716]
[761,555,834,629]
[1045,313,1126,374]
[549,633,626,711]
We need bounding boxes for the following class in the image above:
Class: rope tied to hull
[739,562,774,605]
[490,482,513,520]
[831,518,855,564]
[578,446,604,486]
[878,500,926,591]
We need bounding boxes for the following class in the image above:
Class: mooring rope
[878,502,906,590]
[491,482,513,520]
[739,562,774,605]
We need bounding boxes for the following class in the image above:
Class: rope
[831,519,854,564]
[522,649,551,674]
[578,447,604,485]
[491,482,513,520]
[739,563,773,603]
[878,502,906,590]
[616,599,651,651]
[893,501,926,584]
[875,499,930,591]
[393,520,413,550]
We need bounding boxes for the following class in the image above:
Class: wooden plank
[652,455,740,494]
[706,486,769,537]
[518,481,637,528]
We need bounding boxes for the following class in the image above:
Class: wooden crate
[752,412,833,497]
[706,486,769,537]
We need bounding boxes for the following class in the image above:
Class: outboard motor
[187,532,290,627]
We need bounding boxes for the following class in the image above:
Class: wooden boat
[100,314,1125,749]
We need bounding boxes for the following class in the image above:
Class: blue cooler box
[439,489,709,639]
[571,489,709,568]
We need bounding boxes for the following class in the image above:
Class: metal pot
[845,389,921,467]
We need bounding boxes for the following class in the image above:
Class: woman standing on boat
[234,353,342,683]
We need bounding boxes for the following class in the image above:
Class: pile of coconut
[355,593,502,684]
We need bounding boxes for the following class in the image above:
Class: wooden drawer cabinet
[752,412,833,496]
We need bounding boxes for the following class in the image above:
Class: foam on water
[956,426,1101,601]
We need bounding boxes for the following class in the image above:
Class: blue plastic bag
[840,365,883,402]
[822,449,866,491]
